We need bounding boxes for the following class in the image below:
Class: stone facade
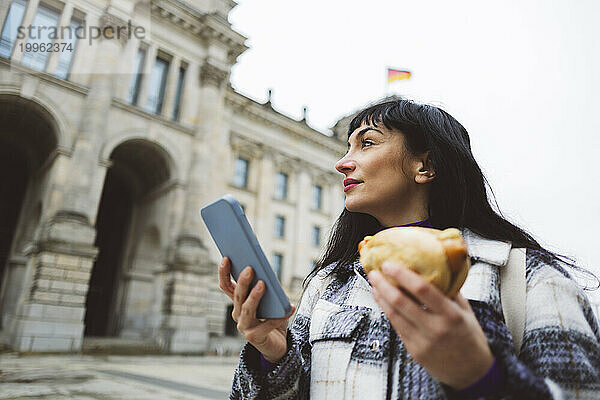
[0,0,346,353]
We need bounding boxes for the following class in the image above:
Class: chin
[344,200,368,214]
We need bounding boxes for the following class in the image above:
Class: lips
[343,178,363,192]
[344,178,362,186]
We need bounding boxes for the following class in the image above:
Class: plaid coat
[230,230,600,399]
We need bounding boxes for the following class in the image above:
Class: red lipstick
[343,178,363,192]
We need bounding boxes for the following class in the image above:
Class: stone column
[45,1,74,75]
[328,173,344,223]
[114,35,140,101]
[178,61,199,126]
[5,13,129,353]
[43,13,125,226]
[161,55,181,119]
[136,43,156,109]
[172,59,228,271]
[253,151,274,244]
[292,168,311,286]
[10,0,40,62]
[65,13,100,85]
[162,58,229,353]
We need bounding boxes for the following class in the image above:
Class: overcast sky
[228,0,600,300]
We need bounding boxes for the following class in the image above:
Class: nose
[335,155,356,175]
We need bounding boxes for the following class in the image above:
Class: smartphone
[201,194,292,319]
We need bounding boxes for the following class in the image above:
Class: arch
[0,89,72,151]
[0,92,60,329]
[88,138,175,336]
[99,129,184,184]
[107,139,172,198]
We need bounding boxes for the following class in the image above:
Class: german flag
[387,68,411,82]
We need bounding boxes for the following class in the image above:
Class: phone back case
[201,195,291,319]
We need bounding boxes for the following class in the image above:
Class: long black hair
[305,97,598,288]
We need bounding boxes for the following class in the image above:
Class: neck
[379,214,430,228]
[369,184,431,227]
[375,197,429,227]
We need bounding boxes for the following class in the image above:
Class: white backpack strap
[500,247,527,355]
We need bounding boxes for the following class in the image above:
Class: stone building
[0,0,346,353]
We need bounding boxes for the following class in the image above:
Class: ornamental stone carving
[98,13,131,47]
[270,151,296,173]
[200,60,229,88]
[230,133,264,159]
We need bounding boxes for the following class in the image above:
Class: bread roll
[358,227,470,297]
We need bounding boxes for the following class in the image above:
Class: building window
[128,47,145,104]
[54,18,81,79]
[271,252,283,280]
[172,65,185,120]
[274,172,288,200]
[21,4,60,71]
[145,56,169,114]
[0,0,27,59]
[233,157,249,188]
[274,215,285,238]
[312,225,321,247]
[312,184,322,210]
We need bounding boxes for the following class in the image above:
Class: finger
[231,306,238,323]
[239,280,266,324]
[232,266,254,322]
[233,266,254,306]
[218,257,236,298]
[247,305,297,337]
[381,262,447,312]
[369,270,430,320]
[372,286,417,339]
[241,292,296,329]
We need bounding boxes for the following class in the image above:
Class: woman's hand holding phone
[218,257,296,363]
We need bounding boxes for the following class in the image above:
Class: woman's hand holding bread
[362,227,495,390]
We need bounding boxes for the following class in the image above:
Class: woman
[219,98,600,399]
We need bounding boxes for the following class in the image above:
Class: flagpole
[385,67,390,98]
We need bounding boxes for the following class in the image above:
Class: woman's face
[335,122,431,226]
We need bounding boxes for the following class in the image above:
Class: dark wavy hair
[305,97,598,289]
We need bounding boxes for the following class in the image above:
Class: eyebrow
[347,127,383,147]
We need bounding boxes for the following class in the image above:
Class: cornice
[331,113,353,142]
[0,57,89,95]
[306,164,340,186]
[224,88,346,156]
[200,59,229,88]
[229,131,340,184]
[229,132,264,158]
[151,0,248,63]
[270,151,303,173]
[111,98,196,136]
[99,12,129,47]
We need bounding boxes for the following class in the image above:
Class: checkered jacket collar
[462,228,512,267]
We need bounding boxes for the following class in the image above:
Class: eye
[361,138,375,148]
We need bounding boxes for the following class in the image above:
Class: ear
[414,153,435,184]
